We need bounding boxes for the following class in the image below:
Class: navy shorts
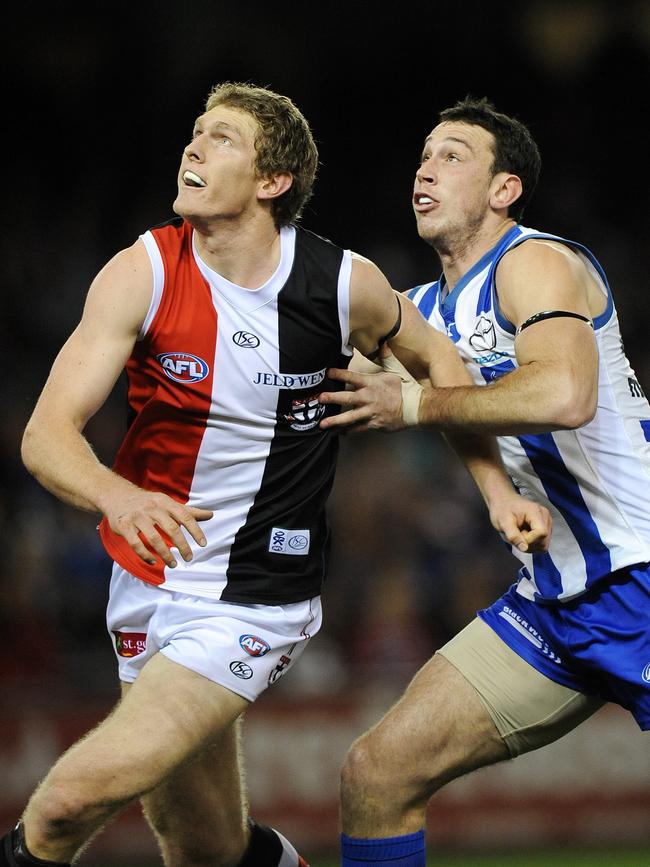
[479,562,650,730]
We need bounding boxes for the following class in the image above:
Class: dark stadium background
[2,3,650,864]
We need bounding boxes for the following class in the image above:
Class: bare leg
[340,653,508,837]
[137,711,249,866]
[21,653,248,862]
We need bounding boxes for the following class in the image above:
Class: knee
[341,733,391,801]
[31,771,124,838]
[341,730,439,810]
[27,781,95,847]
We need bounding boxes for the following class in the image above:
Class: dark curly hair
[439,96,541,221]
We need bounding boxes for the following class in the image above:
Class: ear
[489,172,522,212]
[258,172,293,201]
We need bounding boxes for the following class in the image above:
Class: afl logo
[232,331,260,348]
[239,634,271,657]
[642,663,650,683]
[157,352,209,383]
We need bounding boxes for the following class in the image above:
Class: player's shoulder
[348,252,393,296]
[96,237,151,281]
[499,232,587,281]
[84,237,153,330]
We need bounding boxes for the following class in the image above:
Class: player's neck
[439,219,516,291]
[193,216,283,289]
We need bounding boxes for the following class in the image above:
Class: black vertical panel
[223,228,351,603]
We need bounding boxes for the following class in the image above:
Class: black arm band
[367,293,402,361]
[515,309,593,337]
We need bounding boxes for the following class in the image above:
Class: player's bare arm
[324,240,599,435]
[21,241,213,568]
[320,256,468,431]
[414,238,600,433]
[321,258,551,553]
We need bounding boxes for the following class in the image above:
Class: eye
[446,152,460,162]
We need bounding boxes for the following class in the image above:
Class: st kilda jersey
[99,219,353,604]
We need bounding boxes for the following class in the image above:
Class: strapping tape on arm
[381,353,423,426]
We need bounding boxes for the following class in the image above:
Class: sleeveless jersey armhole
[337,249,353,356]
[138,231,165,340]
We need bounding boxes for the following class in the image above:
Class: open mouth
[414,192,435,207]
[183,170,207,188]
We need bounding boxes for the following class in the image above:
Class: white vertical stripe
[159,288,282,598]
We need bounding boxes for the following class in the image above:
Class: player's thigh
[349,650,508,795]
[54,652,250,801]
[439,617,605,758]
[138,718,248,852]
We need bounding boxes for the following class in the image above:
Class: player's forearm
[417,363,591,434]
[21,420,135,514]
[443,431,515,509]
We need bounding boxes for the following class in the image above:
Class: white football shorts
[106,566,322,702]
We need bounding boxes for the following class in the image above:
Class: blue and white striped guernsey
[409,225,650,603]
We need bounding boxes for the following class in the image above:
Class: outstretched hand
[105,488,213,567]
[319,346,414,432]
[489,492,552,554]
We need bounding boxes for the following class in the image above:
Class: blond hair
[206,82,318,228]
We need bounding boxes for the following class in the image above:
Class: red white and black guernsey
[99,218,353,604]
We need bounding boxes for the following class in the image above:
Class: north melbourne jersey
[409,225,650,603]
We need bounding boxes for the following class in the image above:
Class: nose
[184,134,205,162]
[416,159,434,184]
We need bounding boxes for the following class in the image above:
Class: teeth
[183,170,206,187]
[418,196,433,205]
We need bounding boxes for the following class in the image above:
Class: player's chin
[172,192,206,219]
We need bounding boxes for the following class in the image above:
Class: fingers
[521,506,552,553]
[320,367,405,432]
[319,383,375,430]
[520,521,552,553]
[117,522,162,567]
[111,496,214,567]
[320,406,372,430]
[496,505,552,554]
[326,367,369,386]
[498,514,530,553]
[319,389,361,409]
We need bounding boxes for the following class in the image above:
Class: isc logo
[239,634,271,657]
[157,352,209,383]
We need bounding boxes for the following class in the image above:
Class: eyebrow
[193,118,243,138]
[422,134,474,152]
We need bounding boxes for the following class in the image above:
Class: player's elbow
[21,424,36,475]
[551,378,597,429]
[21,419,46,478]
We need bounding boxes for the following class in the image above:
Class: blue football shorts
[479,562,650,730]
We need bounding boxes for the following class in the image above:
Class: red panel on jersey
[99,221,216,585]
